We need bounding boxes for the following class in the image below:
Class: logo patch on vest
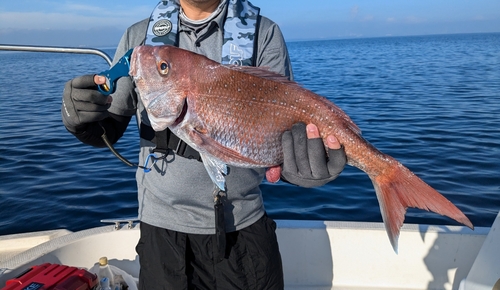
[152,19,172,37]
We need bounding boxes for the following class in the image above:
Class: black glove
[281,122,347,188]
[62,74,110,132]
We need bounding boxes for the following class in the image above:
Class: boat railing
[0,44,113,66]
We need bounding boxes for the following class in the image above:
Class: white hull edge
[1,215,499,290]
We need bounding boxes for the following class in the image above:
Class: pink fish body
[130,45,472,251]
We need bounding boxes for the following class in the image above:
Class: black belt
[140,123,202,162]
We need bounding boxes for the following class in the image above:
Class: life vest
[146,0,260,65]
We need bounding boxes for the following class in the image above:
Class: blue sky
[1,0,499,47]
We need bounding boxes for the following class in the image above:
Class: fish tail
[370,159,473,252]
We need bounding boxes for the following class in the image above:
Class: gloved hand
[62,74,111,132]
[281,122,347,188]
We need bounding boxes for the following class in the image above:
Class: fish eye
[157,61,170,75]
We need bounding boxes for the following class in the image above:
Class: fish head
[129,45,190,131]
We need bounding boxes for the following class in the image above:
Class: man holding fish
[61,0,346,289]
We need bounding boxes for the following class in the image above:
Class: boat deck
[2,216,499,290]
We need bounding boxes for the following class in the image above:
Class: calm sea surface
[0,33,499,236]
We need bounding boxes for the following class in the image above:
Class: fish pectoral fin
[192,131,261,166]
[194,126,208,134]
[200,153,228,191]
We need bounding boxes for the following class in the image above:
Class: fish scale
[194,92,284,165]
[130,44,473,252]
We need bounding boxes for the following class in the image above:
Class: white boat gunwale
[1,218,496,290]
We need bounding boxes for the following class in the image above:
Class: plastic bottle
[98,257,114,288]
[100,277,112,290]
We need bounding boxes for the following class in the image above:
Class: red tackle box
[1,263,98,290]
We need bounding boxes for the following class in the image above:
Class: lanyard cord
[99,122,162,172]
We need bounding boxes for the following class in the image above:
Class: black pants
[136,215,284,290]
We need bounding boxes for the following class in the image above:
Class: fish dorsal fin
[225,65,300,86]
[317,96,362,135]
[226,65,362,136]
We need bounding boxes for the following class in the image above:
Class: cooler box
[2,263,98,290]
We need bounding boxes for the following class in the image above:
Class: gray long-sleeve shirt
[108,1,293,234]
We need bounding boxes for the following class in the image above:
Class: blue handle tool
[97,49,133,95]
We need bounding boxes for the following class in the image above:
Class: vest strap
[146,0,259,67]
[140,123,202,162]
[221,0,260,66]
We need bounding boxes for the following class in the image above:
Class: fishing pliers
[97,49,133,95]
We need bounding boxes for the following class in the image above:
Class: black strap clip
[214,189,226,262]
[140,124,202,161]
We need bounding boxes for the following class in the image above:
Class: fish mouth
[149,118,171,132]
[172,99,187,127]
[129,48,139,78]
[147,99,187,132]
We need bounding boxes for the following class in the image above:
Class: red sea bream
[129,45,473,251]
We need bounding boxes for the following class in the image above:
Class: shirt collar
[179,0,227,32]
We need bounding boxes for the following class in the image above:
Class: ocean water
[0,33,499,236]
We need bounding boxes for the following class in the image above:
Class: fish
[129,44,473,251]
